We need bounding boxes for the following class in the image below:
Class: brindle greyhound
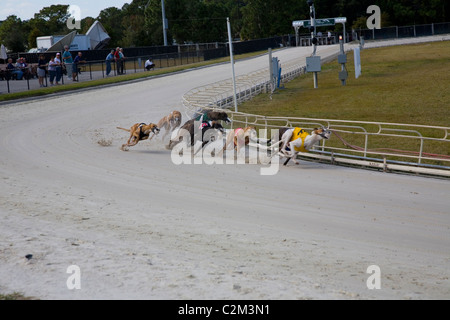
[168,110,231,150]
[117,123,160,151]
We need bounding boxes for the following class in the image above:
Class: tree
[121,0,150,46]
[240,0,306,40]
[34,4,71,35]
[98,7,125,47]
[81,17,96,34]
[144,0,165,45]
[27,27,41,48]
[0,15,27,52]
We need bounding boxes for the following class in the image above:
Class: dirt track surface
[1,43,449,300]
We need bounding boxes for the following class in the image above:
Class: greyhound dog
[219,126,259,156]
[117,123,160,151]
[275,127,332,165]
[168,110,231,150]
[154,110,182,141]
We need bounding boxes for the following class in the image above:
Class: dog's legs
[161,125,173,141]
[280,137,290,156]
[193,141,204,156]
[126,134,134,146]
[287,142,300,165]
[216,130,233,156]
[279,130,292,156]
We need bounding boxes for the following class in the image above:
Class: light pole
[308,0,317,56]
[161,0,168,46]
[227,17,238,112]
[146,0,168,46]
[306,0,319,89]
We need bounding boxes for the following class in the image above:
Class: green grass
[239,41,450,127]
[237,41,450,166]
[0,292,35,300]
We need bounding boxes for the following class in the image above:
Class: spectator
[62,45,73,80]
[145,58,155,71]
[327,31,332,44]
[48,56,57,86]
[54,53,62,85]
[37,54,47,87]
[118,48,125,74]
[72,52,86,81]
[16,57,29,79]
[6,58,23,80]
[15,57,25,68]
[22,57,32,79]
[114,47,122,75]
[105,49,115,76]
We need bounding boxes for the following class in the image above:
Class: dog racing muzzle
[319,128,332,139]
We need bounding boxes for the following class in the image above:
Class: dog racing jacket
[290,128,309,152]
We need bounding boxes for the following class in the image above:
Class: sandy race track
[0,44,449,300]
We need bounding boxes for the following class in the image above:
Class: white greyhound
[277,127,332,165]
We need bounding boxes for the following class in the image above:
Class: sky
[0,0,134,21]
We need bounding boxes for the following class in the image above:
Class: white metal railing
[230,112,450,176]
[181,52,450,177]
[182,56,308,116]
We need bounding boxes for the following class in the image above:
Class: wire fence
[296,21,450,45]
[0,52,204,94]
[355,21,450,41]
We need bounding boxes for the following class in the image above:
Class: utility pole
[227,17,238,112]
[161,0,168,46]
[338,35,348,86]
[308,0,317,56]
[305,0,320,89]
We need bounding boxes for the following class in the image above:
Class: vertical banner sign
[354,47,361,79]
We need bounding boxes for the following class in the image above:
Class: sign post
[307,0,319,88]
[227,17,238,112]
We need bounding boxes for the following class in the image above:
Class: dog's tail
[116,127,131,132]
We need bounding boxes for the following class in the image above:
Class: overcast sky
[0,1,134,21]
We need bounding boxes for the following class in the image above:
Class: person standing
[72,52,86,81]
[114,47,122,75]
[37,54,47,87]
[119,48,125,74]
[62,45,73,80]
[48,56,57,86]
[54,52,62,85]
[105,49,115,76]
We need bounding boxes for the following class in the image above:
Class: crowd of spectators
[1,47,157,90]
[0,46,87,86]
